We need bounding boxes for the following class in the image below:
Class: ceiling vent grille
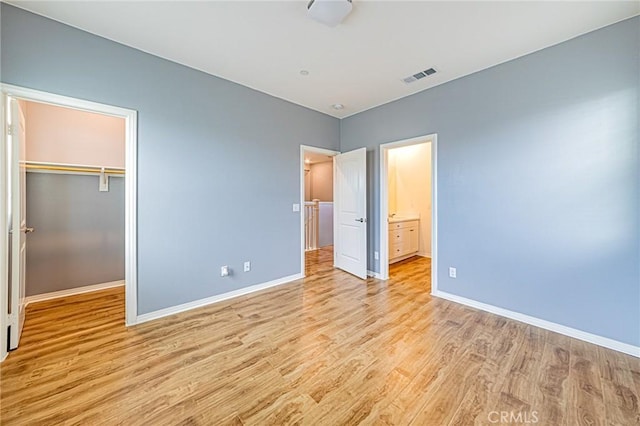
[402,68,437,84]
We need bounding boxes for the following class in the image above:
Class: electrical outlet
[243,261,251,272]
[374,251,379,260]
[221,266,229,277]
[449,267,457,279]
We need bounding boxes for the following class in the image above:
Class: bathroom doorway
[379,134,437,287]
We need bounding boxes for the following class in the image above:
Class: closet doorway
[23,100,125,303]
[0,85,138,359]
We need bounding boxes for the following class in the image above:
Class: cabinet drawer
[390,243,405,258]
[390,230,403,241]
[390,220,419,230]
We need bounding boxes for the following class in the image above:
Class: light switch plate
[292,203,300,212]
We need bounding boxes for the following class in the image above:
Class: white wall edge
[25,280,125,306]
[135,273,304,325]
[432,289,640,358]
[367,270,383,279]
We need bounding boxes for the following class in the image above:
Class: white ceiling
[8,1,639,118]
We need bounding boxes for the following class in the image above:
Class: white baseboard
[25,280,125,306]
[431,289,640,358]
[367,270,383,279]
[135,273,304,325]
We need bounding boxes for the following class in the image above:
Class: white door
[8,97,29,350]
[334,147,367,279]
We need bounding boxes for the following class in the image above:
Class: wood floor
[1,248,639,425]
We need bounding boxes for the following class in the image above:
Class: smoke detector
[307,0,353,27]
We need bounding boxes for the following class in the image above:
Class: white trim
[389,253,420,265]
[124,104,138,326]
[24,280,125,306]
[431,136,438,295]
[367,270,383,279]
[0,94,8,362]
[137,273,303,324]
[299,145,339,277]
[432,289,640,358]
[0,84,138,344]
[379,134,437,285]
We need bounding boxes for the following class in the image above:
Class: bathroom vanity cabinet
[389,219,419,263]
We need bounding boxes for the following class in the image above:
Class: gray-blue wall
[1,4,340,314]
[341,17,640,346]
[26,173,125,296]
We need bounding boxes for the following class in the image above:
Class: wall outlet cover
[221,266,230,277]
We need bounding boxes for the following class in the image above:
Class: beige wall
[309,161,333,202]
[25,101,125,167]
[388,143,431,256]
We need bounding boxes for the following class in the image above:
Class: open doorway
[23,100,125,299]
[300,145,339,276]
[380,135,437,287]
[0,85,138,361]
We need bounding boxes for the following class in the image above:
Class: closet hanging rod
[24,162,125,175]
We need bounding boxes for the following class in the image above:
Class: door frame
[379,134,438,287]
[0,84,138,361]
[299,145,339,276]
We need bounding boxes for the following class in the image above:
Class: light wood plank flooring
[1,249,638,425]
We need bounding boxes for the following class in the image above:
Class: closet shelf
[25,162,125,175]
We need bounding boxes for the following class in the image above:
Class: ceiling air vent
[402,68,437,84]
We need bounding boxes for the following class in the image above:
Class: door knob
[21,227,34,234]
[355,218,366,223]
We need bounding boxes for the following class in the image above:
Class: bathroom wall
[310,161,333,202]
[25,101,125,167]
[388,143,432,256]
